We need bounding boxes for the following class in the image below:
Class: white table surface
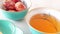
[0,0,60,34]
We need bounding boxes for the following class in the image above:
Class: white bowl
[25,7,60,34]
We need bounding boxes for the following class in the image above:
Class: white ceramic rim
[25,7,60,34]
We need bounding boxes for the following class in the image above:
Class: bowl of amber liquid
[26,7,60,34]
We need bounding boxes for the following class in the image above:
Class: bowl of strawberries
[0,0,31,20]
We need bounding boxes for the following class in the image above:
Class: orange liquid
[30,14,60,33]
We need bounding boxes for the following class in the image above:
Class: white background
[30,0,60,11]
[0,0,60,34]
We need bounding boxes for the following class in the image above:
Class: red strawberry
[12,0,21,3]
[3,1,15,10]
[4,0,21,3]
[15,2,26,11]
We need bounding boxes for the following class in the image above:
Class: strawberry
[15,2,26,11]
[12,0,21,3]
[4,0,21,3]
[3,1,15,10]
